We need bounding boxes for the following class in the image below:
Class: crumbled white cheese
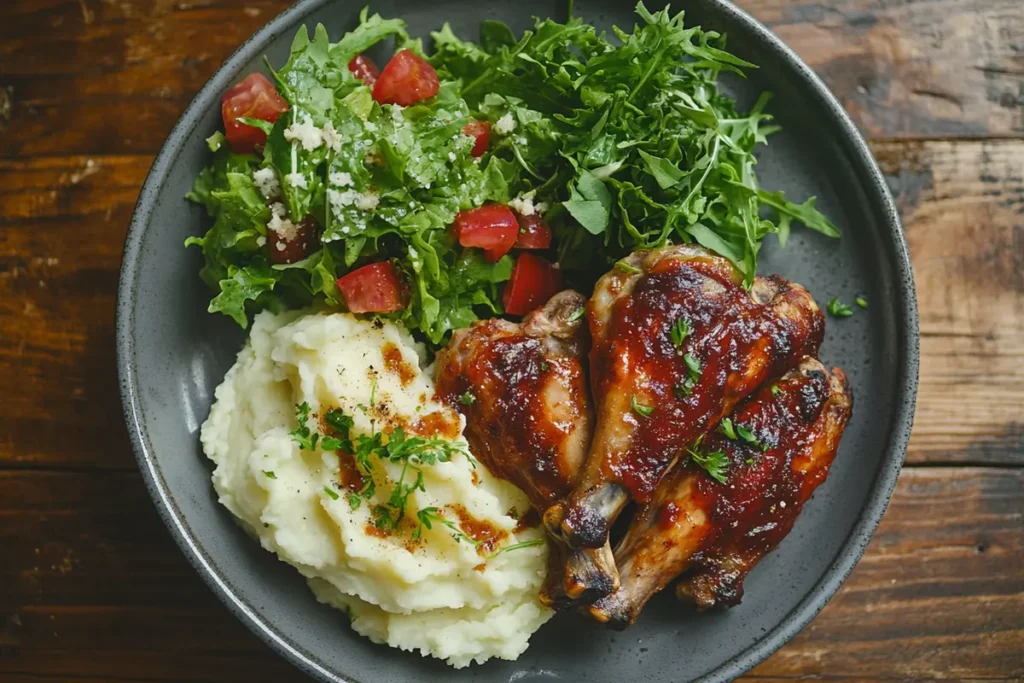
[515,136,528,146]
[355,191,379,211]
[494,113,516,135]
[252,167,280,198]
[448,151,457,162]
[256,235,267,247]
[508,194,536,217]
[327,188,377,214]
[329,171,353,187]
[267,203,299,241]
[364,120,378,132]
[284,115,324,151]
[328,189,359,214]
[535,201,550,215]
[285,172,308,190]
[321,122,342,153]
[275,241,287,251]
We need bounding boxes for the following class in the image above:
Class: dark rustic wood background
[1,0,1022,681]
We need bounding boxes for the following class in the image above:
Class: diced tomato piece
[221,73,289,154]
[337,261,405,314]
[268,215,319,265]
[348,54,381,86]
[503,253,563,316]
[513,213,552,250]
[453,204,519,262]
[462,119,490,157]
[372,49,440,107]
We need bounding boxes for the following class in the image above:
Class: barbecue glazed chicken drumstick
[544,245,825,597]
[435,290,592,510]
[434,290,614,605]
[589,358,852,627]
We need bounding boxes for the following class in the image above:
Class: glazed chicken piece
[588,358,852,628]
[435,290,592,511]
[544,245,825,597]
[434,291,615,603]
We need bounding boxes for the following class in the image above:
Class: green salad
[186,3,839,346]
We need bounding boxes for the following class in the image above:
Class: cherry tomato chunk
[221,73,289,154]
[348,54,381,86]
[503,253,563,315]
[268,215,319,265]
[462,120,490,157]
[337,262,405,314]
[453,204,519,262]
[372,50,440,106]
[513,213,552,250]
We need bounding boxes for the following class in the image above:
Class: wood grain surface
[1,0,1022,681]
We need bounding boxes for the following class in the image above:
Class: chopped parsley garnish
[631,395,655,417]
[684,353,702,375]
[687,436,729,484]
[485,538,545,560]
[289,402,319,451]
[718,417,737,440]
[674,380,694,399]
[347,425,471,529]
[856,296,868,309]
[291,402,472,534]
[262,470,277,480]
[771,384,782,396]
[615,260,643,275]
[321,408,355,452]
[567,307,586,323]
[827,297,854,318]
[413,507,478,545]
[458,391,477,406]
[670,317,690,349]
[736,424,761,447]
[675,352,703,398]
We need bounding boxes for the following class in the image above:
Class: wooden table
[1,1,1021,680]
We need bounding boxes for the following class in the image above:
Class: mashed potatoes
[201,310,552,667]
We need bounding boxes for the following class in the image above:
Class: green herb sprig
[687,435,729,484]
[827,297,854,318]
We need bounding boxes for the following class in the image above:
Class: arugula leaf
[563,170,612,235]
[209,263,280,328]
[330,8,409,63]
[638,149,685,190]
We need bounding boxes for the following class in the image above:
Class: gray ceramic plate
[116,1,919,681]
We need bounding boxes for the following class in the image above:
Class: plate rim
[115,1,920,681]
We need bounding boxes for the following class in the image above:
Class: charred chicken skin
[544,245,825,600]
[434,290,616,604]
[588,358,852,628]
